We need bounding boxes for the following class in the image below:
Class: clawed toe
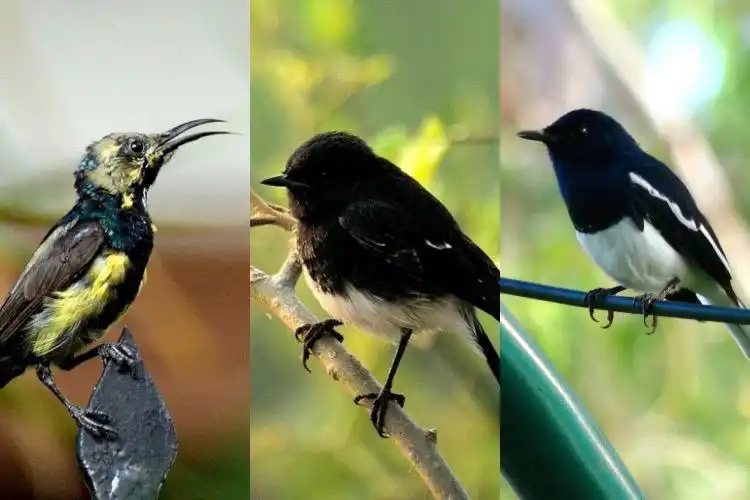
[294,319,344,373]
[633,294,659,334]
[583,286,624,329]
[74,407,117,440]
[100,342,138,378]
[354,390,406,438]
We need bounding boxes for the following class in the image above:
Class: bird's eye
[129,140,145,155]
[580,126,588,136]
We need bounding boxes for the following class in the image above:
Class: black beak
[517,129,552,143]
[260,174,309,189]
[158,118,231,154]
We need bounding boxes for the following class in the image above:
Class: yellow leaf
[397,115,449,186]
[266,51,323,100]
[359,55,394,86]
[370,126,408,160]
[305,0,355,50]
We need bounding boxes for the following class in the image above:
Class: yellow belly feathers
[31,252,130,356]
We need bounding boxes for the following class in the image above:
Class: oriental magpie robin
[261,131,500,437]
[519,108,750,360]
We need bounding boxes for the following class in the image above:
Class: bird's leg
[35,363,116,440]
[633,278,681,335]
[583,285,627,328]
[294,318,344,373]
[353,328,411,439]
[57,342,138,379]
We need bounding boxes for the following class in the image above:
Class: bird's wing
[338,199,500,320]
[0,219,106,345]
[628,156,736,299]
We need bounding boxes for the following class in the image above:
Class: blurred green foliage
[251,0,499,498]
[162,441,249,499]
[502,2,750,498]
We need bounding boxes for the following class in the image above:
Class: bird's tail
[697,289,750,360]
[467,309,500,385]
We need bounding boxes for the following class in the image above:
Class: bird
[518,108,750,360]
[260,131,500,438]
[0,118,229,439]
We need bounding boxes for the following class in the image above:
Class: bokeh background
[0,1,249,498]
[502,1,750,498]
[250,0,500,498]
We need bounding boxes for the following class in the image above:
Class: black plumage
[262,131,500,437]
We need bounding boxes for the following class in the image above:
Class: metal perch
[76,327,178,500]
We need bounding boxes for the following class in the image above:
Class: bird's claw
[99,342,139,379]
[583,287,620,329]
[73,407,117,440]
[353,389,406,438]
[633,293,659,334]
[294,319,344,373]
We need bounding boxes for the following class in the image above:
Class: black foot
[353,389,406,438]
[294,319,344,373]
[99,342,138,379]
[583,285,625,329]
[632,279,681,335]
[633,293,659,334]
[72,406,117,440]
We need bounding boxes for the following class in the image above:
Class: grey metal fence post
[76,328,178,500]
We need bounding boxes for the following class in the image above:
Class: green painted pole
[500,304,645,499]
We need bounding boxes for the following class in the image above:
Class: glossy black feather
[337,193,500,320]
[284,132,500,387]
[280,130,500,348]
[629,154,738,301]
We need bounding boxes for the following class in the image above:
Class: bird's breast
[301,266,471,343]
[28,251,143,359]
[576,217,688,292]
[557,172,631,232]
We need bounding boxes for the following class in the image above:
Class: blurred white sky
[0,0,248,225]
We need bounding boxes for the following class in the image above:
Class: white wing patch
[425,240,452,250]
[629,172,731,274]
[629,172,697,230]
[699,224,731,273]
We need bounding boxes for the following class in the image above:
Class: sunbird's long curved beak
[157,118,231,154]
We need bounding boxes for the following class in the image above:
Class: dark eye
[580,126,588,136]
[128,139,145,155]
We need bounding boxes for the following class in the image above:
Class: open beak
[158,118,231,155]
[517,129,553,144]
[260,174,309,189]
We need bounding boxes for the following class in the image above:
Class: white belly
[576,218,689,293]
[302,267,471,343]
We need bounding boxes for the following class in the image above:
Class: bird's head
[518,108,640,173]
[76,118,230,209]
[261,131,380,219]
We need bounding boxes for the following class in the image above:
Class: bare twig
[250,189,469,500]
[250,192,296,231]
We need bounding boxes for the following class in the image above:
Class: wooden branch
[250,189,470,500]
[250,191,296,232]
